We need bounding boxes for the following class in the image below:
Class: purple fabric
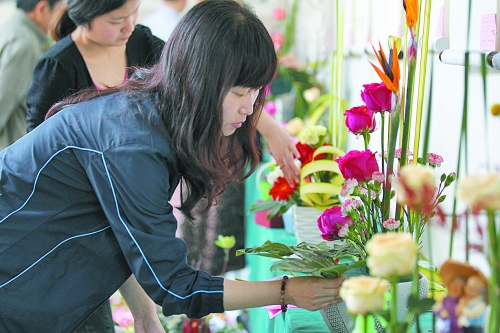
[437,296,463,333]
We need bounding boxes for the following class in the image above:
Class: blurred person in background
[25,0,164,131]
[0,0,63,150]
[141,0,187,42]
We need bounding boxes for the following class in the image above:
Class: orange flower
[403,0,419,31]
[370,41,400,93]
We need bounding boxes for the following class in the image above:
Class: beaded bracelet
[280,275,289,312]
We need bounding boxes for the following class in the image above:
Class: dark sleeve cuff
[161,272,225,319]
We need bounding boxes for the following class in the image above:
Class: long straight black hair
[48,0,278,219]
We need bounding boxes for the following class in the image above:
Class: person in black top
[25,0,164,132]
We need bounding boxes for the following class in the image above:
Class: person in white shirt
[141,0,186,41]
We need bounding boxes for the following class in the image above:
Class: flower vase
[282,206,295,234]
[319,270,429,333]
[292,205,324,244]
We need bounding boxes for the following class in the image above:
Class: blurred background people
[140,0,187,41]
[0,0,62,150]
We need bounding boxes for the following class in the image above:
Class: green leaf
[407,295,435,314]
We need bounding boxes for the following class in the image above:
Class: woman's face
[221,87,260,136]
[84,0,140,46]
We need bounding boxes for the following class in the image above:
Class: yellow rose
[396,165,436,209]
[366,232,418,278]
[285,117,304,136]
[457,173,500,212]
[339,276,389,315]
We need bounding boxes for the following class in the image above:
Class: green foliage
[248,198,295,220]
[237,240,366,277]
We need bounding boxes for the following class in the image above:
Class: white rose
[303,87,321,103]
[366,232,418,278]
[339,276,389,315]
[266,166,284,184]
[457,173,500,212]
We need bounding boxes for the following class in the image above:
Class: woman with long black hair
[0,1,344,332]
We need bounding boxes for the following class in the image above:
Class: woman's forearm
[223,276,346,312]
[119,275,158,317]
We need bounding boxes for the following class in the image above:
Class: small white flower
[266,167,284,184]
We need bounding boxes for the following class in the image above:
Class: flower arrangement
[243,0,455,330]
[250,123,345,219]
[315,0,456,257]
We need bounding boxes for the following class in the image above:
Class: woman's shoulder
[41,34,79,61]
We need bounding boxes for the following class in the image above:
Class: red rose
[296,142,315,165]
[344,105,376,134]
[269,177,297,201]
[336,150,379,182]
[361,82,392,112]
[317,206,353,241]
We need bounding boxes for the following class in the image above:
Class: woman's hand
[257,112,300,186]
[119,275,165,332]
[286,276,347,311]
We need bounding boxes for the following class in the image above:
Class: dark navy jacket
[0,92,224,332]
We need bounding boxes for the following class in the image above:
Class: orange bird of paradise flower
[403,0,419,32]
[370,40,400,93]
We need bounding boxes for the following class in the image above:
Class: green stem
[329,0,344,147]
[363,314,368,333]
[221,249,229,276]
[390,276,398,332]
[450,0,472,259]
[487,211,500,333]
[411,0,433,163]
[363,132,369,151]
[382,106,401,220]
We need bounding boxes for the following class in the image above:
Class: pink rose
[317,206,353,241]
[336,150,379,182]
[273,7,287,20]
[361,82,392,112]
[344,105,376,134]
